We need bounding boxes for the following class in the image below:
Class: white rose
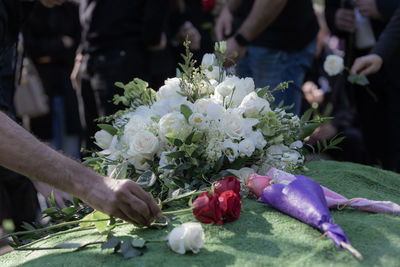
[222,139,239,163]
[201,53,216,69]
[124,115,152,138]
[238,138,256,157]
[128,154,150,173]
[159,112,191,139]
[189,113,207,130]
[94,130,113,149]
[168,222,205,254]
[323,55,344,76]
[194,98,214,114]
[224,76,255,107]
[215,81,234,97]
[240,92,271,116]
[248,130,267,150]
[128,130,159,159]
[221,111,257,140]
[205,103,226,120]
[156,78,184,100]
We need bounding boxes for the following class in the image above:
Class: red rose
[218,190,241,222]
[246,173,272,198]
[214,176,241,196]
[193,191,223,225]
[202,0,215,12]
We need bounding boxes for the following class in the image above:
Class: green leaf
[191,132,203,143]
[166,151,186,159]
[2,219,15,232]
[97,124,117,136]
[114,82,125,89]
[50,191,56,207]
[162,190,197,204]
[347,74,358,84]
[82,157,102,166]
[121,241,142,259]
[79,213,93,228]
[61,207,76,214]
[180,104,193,121]
[136,171,157,189]
[72,196,80,206]
[109,162,128,179]
[298,122,322,140]
[92,211,110,233]
[131,239,146,248]
[101,236,121,250]
[257,85,270,98]
[356,75,369,86]
[214,155,225,172]
[301,108,314,123]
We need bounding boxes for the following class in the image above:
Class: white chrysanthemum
[238,138,256,157]
[323,55,344,76]
[168,222,204,254]
[222,139,239,163]
[156,77,184,100]
[240,91,271,116]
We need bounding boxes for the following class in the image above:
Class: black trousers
[79,47,150,150]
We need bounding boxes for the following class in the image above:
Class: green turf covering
[1,161,400,266]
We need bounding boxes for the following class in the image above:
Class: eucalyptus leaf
[97,124,117,135]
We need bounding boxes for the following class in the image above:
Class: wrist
[234,32,250,47]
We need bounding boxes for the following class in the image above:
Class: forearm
[226,0,242,14]
[0,112,102,200]
[237,0,287,41]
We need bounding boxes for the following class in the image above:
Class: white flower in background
[248,129,267,150]
[238,138,256,157]
[128,154,150,173]
[267,144,288,157]
[168,222,205,254]
[94,130,113,149]
[201,53,216,68]
[323,55,344,76]
[156,78,184,100]
[128,130,159,159]
[204,66,225,81]
[124,115,153,138]
[151,97,193,117]
[240,92,271,116]
[281,150,303,164]
[290,140,303,150]
[222,76,255,107]
[98,135,121,161]
[194,98,214,114]
[221,111,258,140]
[222,139,239,163]
[132,105,154,120]
[205,103,226,120]
[205,137,223,163]
[159,112,191,139]
[215,81,235,97]
[189,113,207,130]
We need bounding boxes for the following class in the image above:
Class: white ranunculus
[240,92,271,116]
[238,138,256,157]
[248,129,267,150]
[290,140,303,149]
[168,222,205,254]
[129,130,159,159]
[156,78,184,100]
[189,113,207,130]
[94,130,113,149]
[201,53,216,69]
[222,139,239,163]
[159,112,191,139]
[323,55,344,76]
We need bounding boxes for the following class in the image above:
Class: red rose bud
[214,176,241,196]
[193,191,223,225]
[246,173,272,198]
[202,0,215,12]
[218,190,242,222]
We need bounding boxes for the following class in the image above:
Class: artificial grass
[1,161,400,266]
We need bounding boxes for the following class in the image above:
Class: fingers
[119,202,148,226]
[127,182,162,221]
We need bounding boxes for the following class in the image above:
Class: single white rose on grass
[156,78,184,101]
[168,222,205,254]
[201,53,216,69]
[323,55,344,76]
[94,130,113,149]
[222,139,239,163]
[128,130,159,159]
[159,112,191,139]
[240,92,271,116]
[238,138,256,157]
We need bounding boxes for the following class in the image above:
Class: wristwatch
[234,32,249,47]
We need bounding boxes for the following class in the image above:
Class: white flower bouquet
[86,41,321,201]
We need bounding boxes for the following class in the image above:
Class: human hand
[223,37,247,68]
[351,54,383,76]
[39,0,66,8]
[85,177,162,226]
[305,123,338,145]
[353,0,381,20]
[215,5,233,41]
[178,21,201,50]
[33,180,73,208]
[70,54,82,91]
[335,8,356,33]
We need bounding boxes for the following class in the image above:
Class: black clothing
[236,0,319,52]
[79,0,169,55]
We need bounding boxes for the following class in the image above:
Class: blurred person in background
[325,0,400,172]
[23,1,82,159]
[215,0,319,115]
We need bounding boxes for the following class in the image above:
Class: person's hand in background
[351,54,383,76]
[335,8,356,33]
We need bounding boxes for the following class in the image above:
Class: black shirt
[79,0,169,54]
[237,0,319,52]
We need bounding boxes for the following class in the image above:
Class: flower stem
[163,207,193,215]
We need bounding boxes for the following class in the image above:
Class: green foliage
[97,124,118,135]
[113,78,156,108]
